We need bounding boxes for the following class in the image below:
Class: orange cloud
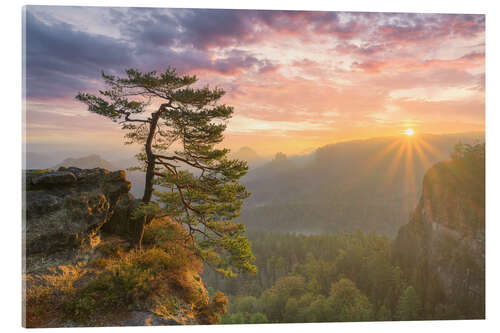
[24,8,485,157]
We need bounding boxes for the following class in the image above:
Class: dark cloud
[116,8,361,50]
[171,9,258,50]
[24,7,484,100]
[449,14,485,38]
[24,7,280,98]
[114,8,259,50]
[460,51,485,60]
[373,13,484,44]
[25,10,135,98]
[116,9,484,56]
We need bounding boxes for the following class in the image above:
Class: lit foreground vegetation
[215,230,471,324]
[213,231,417,323]
[24,218,228,327]
[211,142,485,323]
[24,143,484,326]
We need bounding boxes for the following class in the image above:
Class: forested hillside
[26,136,485,324]
[241,133,483,236]
[393,142,485,319]
[204,231,406,323]
[204,141,485,323]
[204,231,412,324]
[32,133,483,236]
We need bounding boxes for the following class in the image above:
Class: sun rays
[357,133,448,212]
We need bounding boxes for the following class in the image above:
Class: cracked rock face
[23,167,131,258]
[393,159,485,318]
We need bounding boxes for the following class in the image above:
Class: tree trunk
[134,111,160,249]
[142,111,160,203]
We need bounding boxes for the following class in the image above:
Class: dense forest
[203,141,485,324]
[204,231,407,323]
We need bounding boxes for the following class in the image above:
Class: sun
[404,128,415,136]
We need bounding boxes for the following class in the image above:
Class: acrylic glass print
[22,5,485,327]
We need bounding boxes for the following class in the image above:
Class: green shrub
[26,219,226,326]
[24,265,86,327]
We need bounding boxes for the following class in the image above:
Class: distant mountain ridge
[230,146,265,167]
[239,132,484,236]
[52,154,116,170]
[43,133,484,236]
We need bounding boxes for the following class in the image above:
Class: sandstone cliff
[23,167,226,327]
[393,146,485,319]
[24,167,131,259]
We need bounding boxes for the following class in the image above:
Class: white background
[2,0,498,332]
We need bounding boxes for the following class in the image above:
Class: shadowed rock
[393,155,485,319]
[24,167,131,257]
[102,193,144,243]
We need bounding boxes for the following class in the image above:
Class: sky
[23,6,485,157]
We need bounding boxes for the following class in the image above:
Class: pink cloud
[25,8,485,156]
[352,51,484,74]
[373,14,484,45]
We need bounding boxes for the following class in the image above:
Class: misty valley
[24,132,485,324]
[21,5,486,329]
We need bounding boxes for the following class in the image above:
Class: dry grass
[24,264,87,327]
[24,217,227,327]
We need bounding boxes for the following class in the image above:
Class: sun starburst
[404,128,415,136]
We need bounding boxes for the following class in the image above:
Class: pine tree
[396,286,422,320]
[76,68,256,277]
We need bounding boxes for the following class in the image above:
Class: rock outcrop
[23,167,224,328]
[24,167,131,259]
[393,152,485,319]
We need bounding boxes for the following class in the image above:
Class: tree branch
[155,154,216,171]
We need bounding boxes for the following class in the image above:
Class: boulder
[30,171,77,187]
[24,168,132,258]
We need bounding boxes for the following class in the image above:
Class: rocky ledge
[393,156,485,319]
[23,167,224,327]
[23,167,133,260]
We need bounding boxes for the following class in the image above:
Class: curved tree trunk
[142,111,160,203]
[135,111,160,249]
